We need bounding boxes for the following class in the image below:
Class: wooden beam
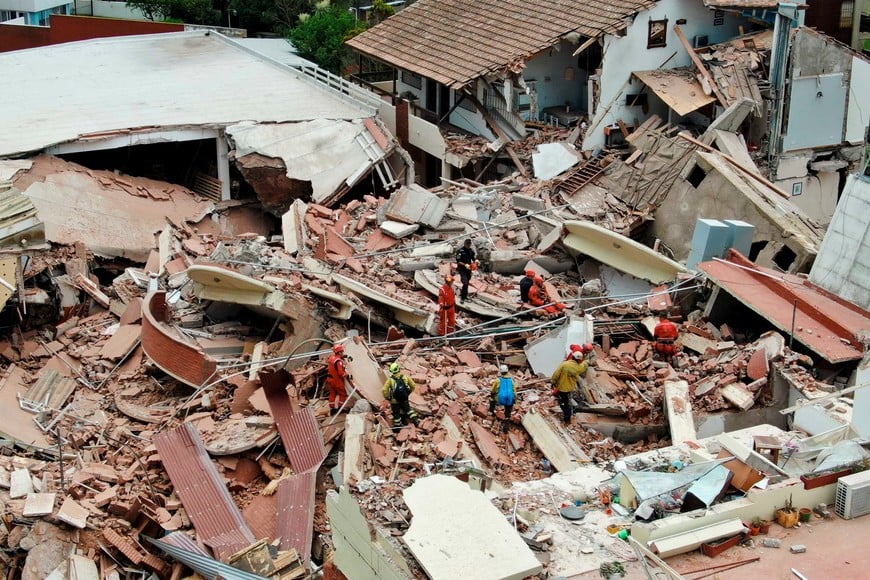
[677,132,792,200]
[673,25,728,108]
[572,35,599,57]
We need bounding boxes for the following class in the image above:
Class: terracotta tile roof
[154,423,255,561]
[347,0,658,88]
[698,250,870,364]
[276,470,317,561]
[262,369,326,474]
[703,0,778,8]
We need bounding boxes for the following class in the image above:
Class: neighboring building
[0,14,183,52]
[347,0,756,183]
[0,31,406,208]
[0,0,70,26]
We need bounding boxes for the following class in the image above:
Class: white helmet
[499,364,509,374]
[572,351,585,361]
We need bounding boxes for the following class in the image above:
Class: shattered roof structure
[0,31,377,158]
[346,0,658,88]
[699,250,870,364]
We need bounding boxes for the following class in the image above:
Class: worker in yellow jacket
[382,362,419,429]
[550,351,589,424]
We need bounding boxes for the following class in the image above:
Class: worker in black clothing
[519,269,535,303]
[455,239,477,301]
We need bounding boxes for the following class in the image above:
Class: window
[648,19,668,49]
[401,70,422,89]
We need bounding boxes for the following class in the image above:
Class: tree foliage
[289,1,367,73]
[127,0,219,25]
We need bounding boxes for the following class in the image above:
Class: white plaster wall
[92,1,146,20]
[852,385,870,438]
[809,173,870,309]
[794,405,848,435]
[846,56,870,143]
[776,171,839,225]
[583,0,745,150]
[409,114,446,158]
[523,40,588,114]
[0,0,64,11]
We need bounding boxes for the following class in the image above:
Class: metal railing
[292,64,383,112]
[484,91,526,135]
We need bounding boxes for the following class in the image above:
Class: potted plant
[759,519,772,534]
[799,507,813,523]
[748,517,761,536]
[775,494,799,528]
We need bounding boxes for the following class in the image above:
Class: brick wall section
[142,292,217,388]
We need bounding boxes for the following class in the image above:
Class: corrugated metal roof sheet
[146,537,267,580]
[347,0,658,88]
[0,31,371,158]
[153,423,255,561]
[262,370,326,474]
[276,470,317,561]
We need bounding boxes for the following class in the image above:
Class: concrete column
[216,133,231,201]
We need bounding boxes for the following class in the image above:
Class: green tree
[289,0,367,73]
[128,0,219,25]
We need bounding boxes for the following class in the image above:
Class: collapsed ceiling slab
[227,119,394,213]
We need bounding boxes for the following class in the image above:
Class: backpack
[497,376,515,406]
[392,375,411,401]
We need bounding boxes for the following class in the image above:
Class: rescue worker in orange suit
[567,343,595,361]
[653,312,679,363]
[455,239,477,301]
[528,276,567,316]
[326,344,353,414]
[519,269,535,303]
[438,275,457,336]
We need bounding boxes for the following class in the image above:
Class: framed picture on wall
[792,182,803,196]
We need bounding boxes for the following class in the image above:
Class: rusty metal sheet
[699,250,870,363]
[154,423,255,561]
[276,470,317,562]
[261,369,326,474]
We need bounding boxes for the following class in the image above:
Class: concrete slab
[403,475,542,580]
[383,184,448,228]
[532,142,581,180]
[489,250,532,274]
[720,383,755,411]
[339,337,386,405]
[524,316,594,377]
[380,220,419,239]
[521,409,588,472]
[23,492,56,517]
[663,381,697,444]
[10,468,33,498]
[281,198,307,255]
[56,497,89,528]
[342,407,369,486]
[68,555,99,580]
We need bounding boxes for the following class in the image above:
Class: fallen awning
[633,69,716,116]
[698,250,870,364]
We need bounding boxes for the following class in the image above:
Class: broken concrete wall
[653,151,821,273]
[809,174,870,309]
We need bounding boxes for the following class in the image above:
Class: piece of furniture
[752,435,782,465]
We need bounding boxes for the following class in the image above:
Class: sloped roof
[703,0,778,8]
[347,0,658,89]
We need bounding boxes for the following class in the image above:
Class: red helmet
[569,344,582,353]
[332,344,345,355]
[582,343,594,353]
[525,269,536,277]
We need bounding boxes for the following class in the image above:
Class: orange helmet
[332,344,345,355]
[582,343,594,353]
[534,275,544,285]
[525,269,536,277]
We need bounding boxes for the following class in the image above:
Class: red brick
[747,348,769,381]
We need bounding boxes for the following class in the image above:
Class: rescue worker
[653,312,679,363]
[438,275,457,336]
[566,343,595,361]
[326,344,353,414]
[455,239,477,301]
[550,351,589,424]
[382,362,419,428]
[528,276,567,316]
[519,269,535,303]
[489,365,516,433]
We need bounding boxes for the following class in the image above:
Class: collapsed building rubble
[0,33,868,580]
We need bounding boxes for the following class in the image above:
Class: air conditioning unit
[835,470,870,519]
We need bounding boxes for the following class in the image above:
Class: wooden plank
[673,25,727,108]
[521,408,589,472]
